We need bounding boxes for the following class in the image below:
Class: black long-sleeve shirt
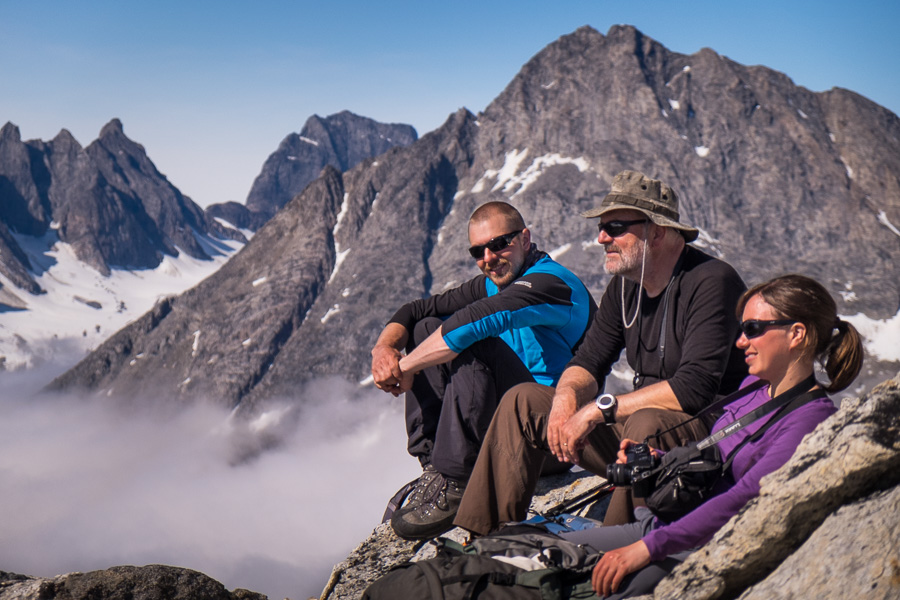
[567,246,748,415]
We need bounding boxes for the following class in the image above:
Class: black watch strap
[595,393,617,424]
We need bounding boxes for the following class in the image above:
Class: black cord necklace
[632,250,684,389]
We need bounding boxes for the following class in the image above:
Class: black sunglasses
[739,319,795,339]
[468,230,523,259]
[597,219,650,237]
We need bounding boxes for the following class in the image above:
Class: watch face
[597,394,616,410]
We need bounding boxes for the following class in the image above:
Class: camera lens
[606,463,632,485]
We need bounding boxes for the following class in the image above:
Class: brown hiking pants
[453,382,711,535]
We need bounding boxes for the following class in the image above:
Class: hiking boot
[403,464,440,510]
[391,472,465,541]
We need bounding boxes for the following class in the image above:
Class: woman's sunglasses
[597,219,650,237]
[739,319,795,338]
[468,230,522,259]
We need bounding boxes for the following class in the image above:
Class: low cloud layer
[0,372,419,600]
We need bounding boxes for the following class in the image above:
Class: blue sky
[2,1,898,208]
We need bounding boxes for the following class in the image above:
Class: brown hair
[469,201,526,232]
[737,274,864,393]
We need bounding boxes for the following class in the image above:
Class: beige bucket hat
[582,170,699,242]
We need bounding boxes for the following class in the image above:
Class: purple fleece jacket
[642,376,837,561]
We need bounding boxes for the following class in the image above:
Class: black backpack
[361,523,599,600]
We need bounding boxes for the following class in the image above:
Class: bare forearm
[555,365,600,409]
[617,381,682,419]
[566,380,682,438]
[555,372,682,465]
[549,366,599,463]
[398,327,458,374]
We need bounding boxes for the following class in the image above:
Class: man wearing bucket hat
[449,170,749,537]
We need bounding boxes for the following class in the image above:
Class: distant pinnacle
[0,121,21,141]
[100,118,125,138]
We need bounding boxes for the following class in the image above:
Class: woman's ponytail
[823,319,864,393]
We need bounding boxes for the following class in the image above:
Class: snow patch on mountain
[470,150,590,196]
[0,230,245,374]
[843,310,900,362]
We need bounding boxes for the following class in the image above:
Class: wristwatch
[595,393,617,424]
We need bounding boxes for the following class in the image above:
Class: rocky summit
[49,25,900,409]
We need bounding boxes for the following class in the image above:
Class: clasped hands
[371,345,414,396]
[546,398,603,465]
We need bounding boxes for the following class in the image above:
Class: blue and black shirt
[389,246,596,386]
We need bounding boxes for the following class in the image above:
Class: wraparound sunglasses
[597,219,650,237]
[468,230,522,259]
[739,319,795,338]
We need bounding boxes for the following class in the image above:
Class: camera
[605,442,660,498]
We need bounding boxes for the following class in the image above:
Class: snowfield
[0,229,246,374]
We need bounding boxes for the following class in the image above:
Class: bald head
[469,202,525,232]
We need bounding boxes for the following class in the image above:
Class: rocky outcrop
[0,122,51,237]
[0,220,41,295]
[204,201,270,231]
[51,25,900,407]
[0,565,266,600]
[321,470,611,600]
[734,486,900,600]
[321,375,900,600]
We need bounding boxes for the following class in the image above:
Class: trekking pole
[543,481,614,517]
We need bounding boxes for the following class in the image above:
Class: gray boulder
[0,565,266,600]
[736,486,900,600]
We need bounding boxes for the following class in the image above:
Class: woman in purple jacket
[561,274,864,598]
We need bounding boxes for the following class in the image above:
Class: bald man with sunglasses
[372,201,596,540]
[452,171,749,539]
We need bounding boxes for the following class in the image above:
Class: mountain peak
[50,128,82,149]
[0,121,21,142]
[25,25,900,405]
[242,111,417,219]
[99,118,125,138]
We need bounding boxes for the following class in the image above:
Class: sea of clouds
[0,366,419,600]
